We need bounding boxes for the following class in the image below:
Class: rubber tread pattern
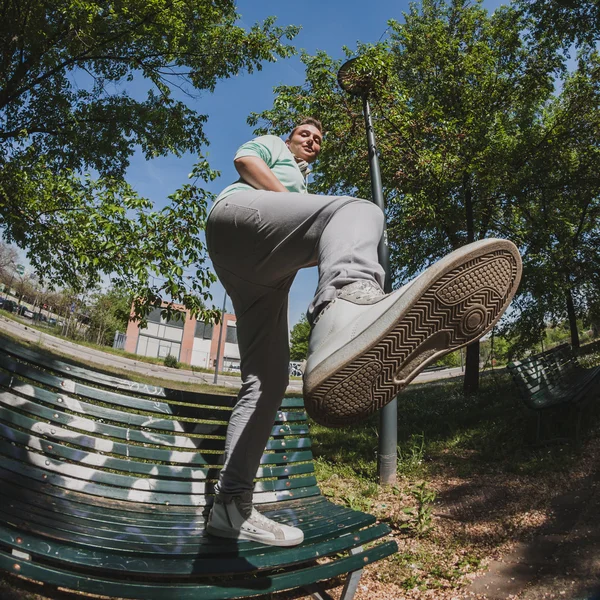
[306,248,521,426]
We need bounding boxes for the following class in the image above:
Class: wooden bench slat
[0,423,315,481]
[0,517,390,576]
[0,392,311,454]
[0,449,319,502]
[0,497,376,556]
[0,475,326,524]
[0,341,398,599]
[0,342,307,410]
[0,404,308,464]
[0,369,307,427]
[1,539,397,600]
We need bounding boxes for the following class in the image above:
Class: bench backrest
[0,340,319,509]
[507,345,578,408]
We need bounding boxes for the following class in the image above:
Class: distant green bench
[507,344,600,445]
[0,340,397,600]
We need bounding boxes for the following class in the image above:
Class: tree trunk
[463,340,480,395]
[565,288,580,349]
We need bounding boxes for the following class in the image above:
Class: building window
[147,307,185,328]
[195,321,214,340]
[226,324,238,344]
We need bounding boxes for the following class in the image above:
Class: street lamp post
[337,57,397,485]
[213,290,228,385]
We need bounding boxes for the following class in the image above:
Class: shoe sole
[205,524,304,547]
[303,239,522,427]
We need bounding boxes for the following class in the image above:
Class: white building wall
[191,338,212,368]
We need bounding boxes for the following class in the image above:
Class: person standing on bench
[205,117,522,546]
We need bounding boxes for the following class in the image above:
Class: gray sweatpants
[205,189,385,496]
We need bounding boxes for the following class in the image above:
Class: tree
[86,287,132,346]
[0,1,299,321]
[519,0,600,48]
[290,315,310,360]
[0,241,18,288]
[249,0,561,392]
[500,52,600,353]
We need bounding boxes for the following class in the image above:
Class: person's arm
[234,156,288,192]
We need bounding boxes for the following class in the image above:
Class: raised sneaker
[206,492,304,547]
[303,238,522,427]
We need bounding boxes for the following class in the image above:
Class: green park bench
[0,340,397,600]
[507,344,600,445]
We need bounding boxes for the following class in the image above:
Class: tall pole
[213,290,227,384]
[338,57,396,485]
[363,96,398,486]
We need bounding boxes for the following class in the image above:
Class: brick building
[124,304,240,371]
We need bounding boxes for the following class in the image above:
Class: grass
[308,365,600,595]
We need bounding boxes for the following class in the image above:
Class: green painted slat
[0,408,308,466]
[260,450,314,465]
[3,375,230,430]
[1,342,175,400]
[0,517,391,575]
[0,448,318,499]
[0,422,315,481]
[0,392,310,454]
[1,372,305,431]
[0,458,320,506]
[0,497,379,559]
[0,359,229,422]
[0,501,371,553]
[0,390,224,451]
[280,397,305,408]
[0,413,217,466]
[0,483,328,533]
[0,496,374,556]
[0,540,398,600]
[1,343,302,413]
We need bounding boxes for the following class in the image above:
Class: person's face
[286,124,322,164]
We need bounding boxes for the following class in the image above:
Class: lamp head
[337,57,387,97]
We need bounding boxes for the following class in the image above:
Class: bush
[163,354,180,369]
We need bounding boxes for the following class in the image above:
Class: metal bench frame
[0,340,397,599]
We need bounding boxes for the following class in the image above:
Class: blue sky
[125,0,507,328]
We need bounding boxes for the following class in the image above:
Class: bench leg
[304,546,365,600]
[339,546,365,600]
[304,584,335,600]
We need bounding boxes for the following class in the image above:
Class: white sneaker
[303,238,522,426]
[206,493,304,547]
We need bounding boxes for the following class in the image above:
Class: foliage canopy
[0,0,299,320]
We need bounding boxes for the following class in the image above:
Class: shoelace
[236,498,282,532]
[312,281,384,326]
[341,281,385,302]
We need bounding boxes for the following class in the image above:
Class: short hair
[289,117,323,139]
